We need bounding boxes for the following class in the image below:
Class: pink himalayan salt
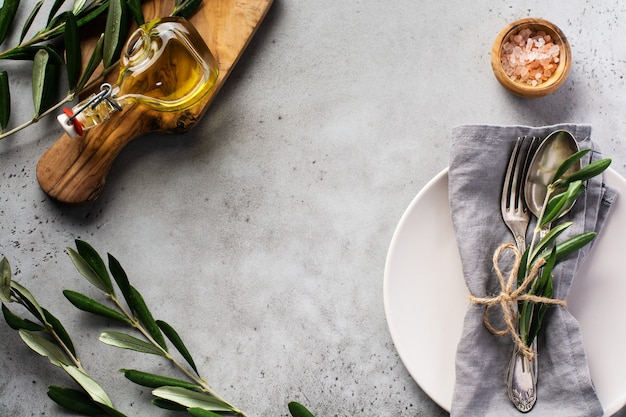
[500,28,560,87]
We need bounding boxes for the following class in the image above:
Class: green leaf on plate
[0,71,9,131]
[553,232,597,261]
[62,364,114,407]
[551,148,591,184]
[19,329,72,367]
[0,256,11,302]
[561,158,612,186]
[157,319,198,373]
[122,369,201,390]
[2,304,45,331]
[0,0,20,46]
[151,386,234,412]
[47,385,104,416]
[64,11,81,91]
[541,181,583,226]
[63,290,131,324]
[99,330,166,356]
[288,402,316,417]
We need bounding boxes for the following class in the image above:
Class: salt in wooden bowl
[491,18,571,98]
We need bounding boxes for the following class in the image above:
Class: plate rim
[383,166,626,414]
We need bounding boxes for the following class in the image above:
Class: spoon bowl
[525,130,580,218]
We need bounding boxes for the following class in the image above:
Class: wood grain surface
[36,0,274,205]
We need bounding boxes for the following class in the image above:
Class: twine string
[468,242,566,361]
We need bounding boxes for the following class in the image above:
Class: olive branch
[516,149,611,348]
[0,0,201,140]
[1,242,318,416]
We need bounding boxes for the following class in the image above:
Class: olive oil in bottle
[58,16,219,137]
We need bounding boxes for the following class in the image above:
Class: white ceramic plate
[383,168,626,415]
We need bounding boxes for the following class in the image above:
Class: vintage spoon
[525,130,581,222]
[507,130,580,412]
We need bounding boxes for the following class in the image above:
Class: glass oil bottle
[58,16,219,137]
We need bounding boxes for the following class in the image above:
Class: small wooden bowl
[491,18,571,98]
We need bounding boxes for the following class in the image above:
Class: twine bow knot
[468,242,567,361]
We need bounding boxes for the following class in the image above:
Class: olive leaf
[43,307,77,356]
[0,256,11,302]
[2,304,46,331]
[560,158,612,186]
[288,402,316,417]
[0,71,10,131]
[187,408,224,417]
[529,222,572,261]
[46,0,68,27]
[157,319,198,373]
[103,0,128,68]
[541,180,584,226]
[47,385,106,416]
[11,281,48,324]
[99,330,167,356]
[32,48,60,118]
[72,0,89,14]
[0,0,20,46]
[152,398,189,411]
[20,0,45,43]
[62,364,114,407]
[526,249,557,346]
[64,11,81,92]
[77,34,104,92]
[107,253,133,310]
[552,232,597,261]
[19,329,72,367]
[63,290,131,324]
[151,386,234,412]
[129,286,168,351]
[122,369,202,390]
[550,148,591,184]
[172,0,203,19]
[67,240,114,294]
[125,0,144,26]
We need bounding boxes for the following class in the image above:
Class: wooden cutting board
[36,0,274,205]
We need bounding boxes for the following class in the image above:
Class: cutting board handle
[36,103,201,204]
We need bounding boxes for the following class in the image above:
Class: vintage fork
[501,136,538,412]
[501,136,535,252]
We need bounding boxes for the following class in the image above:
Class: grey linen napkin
[448,124,616,417]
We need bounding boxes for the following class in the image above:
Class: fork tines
[503,136,537,213]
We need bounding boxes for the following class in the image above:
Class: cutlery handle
[507,340,538,412]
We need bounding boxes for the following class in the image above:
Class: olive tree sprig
[516,150,611,348]
[0,0,203,139]
[0,257,128,416]
[2,243,320,417]
[65,239,247,416]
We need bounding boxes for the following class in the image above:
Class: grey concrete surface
[2,0,626,416]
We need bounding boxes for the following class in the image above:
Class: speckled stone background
[2,1,626,416]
